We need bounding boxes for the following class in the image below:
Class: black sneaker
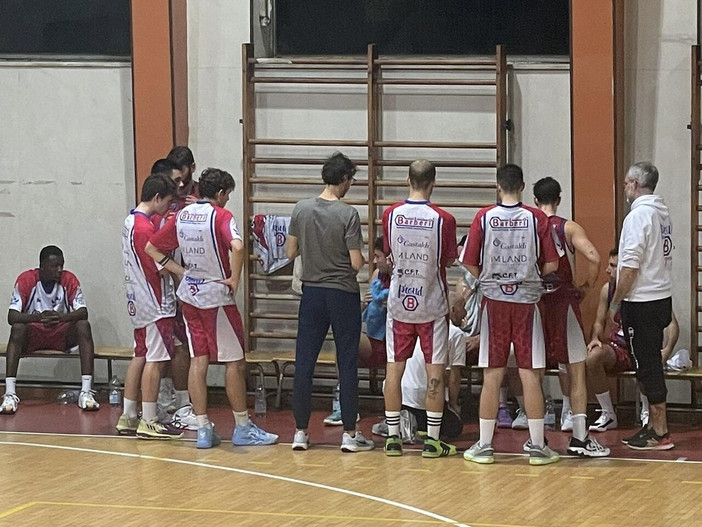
[567,436,610,457]
[622,426,649,444]
[626,428,675,450]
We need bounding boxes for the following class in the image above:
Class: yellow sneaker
[116,414,139,435]
[136,418,183,440]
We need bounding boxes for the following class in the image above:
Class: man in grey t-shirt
[286,152,375,453]
[290,196,362,294]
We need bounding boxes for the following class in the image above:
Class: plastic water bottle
[332,383,340,413]
[57,390,78,404]
[109,376,122,406]
[544,395,556,428]
[254,378,267,416]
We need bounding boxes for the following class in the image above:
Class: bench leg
[249,363,265,392]
[276,361,294,409]
[107,359,113,383]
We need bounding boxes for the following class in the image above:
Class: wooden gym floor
[0,399,701,526]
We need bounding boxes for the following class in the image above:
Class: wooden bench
[465,364,702,411]
[245,350,387,408]
[247,350,337,408]
[0,344,292,392]
[0,343,134,382]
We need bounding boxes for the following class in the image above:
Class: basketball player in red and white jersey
[146,168,277,449]
[585,249,679,432]
[150,156,199,430]
[382,159,459,458]
[462,164,560,465]
[1,246,99,414]
[533,176,609,457]
[167,145,199,207]
[116,174,183,440]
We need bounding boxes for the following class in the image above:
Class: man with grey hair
[610,161,674,450]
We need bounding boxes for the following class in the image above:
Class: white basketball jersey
[466,203,555,304]
[122,211,176,328]
[383,200,457,323]
[174,202,242,309]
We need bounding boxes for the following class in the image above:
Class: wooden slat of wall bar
[250,139,369,146]
[251,77,368,85]
[375,180,495,189]
[375,141,496,149]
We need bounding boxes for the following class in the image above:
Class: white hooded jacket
[618,194,672,302]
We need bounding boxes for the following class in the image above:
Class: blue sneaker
[232,419,278,446]
[196,422,221,449]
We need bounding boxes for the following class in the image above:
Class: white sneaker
[640,409,650,427]
[589,410,618,432]
[78,390,100,411]
[511,408,528,430]
[169,404,198,431]
[463,441,495,464]
[567,435,610,457]
[0,393,19,414]
[292,430,309,451]
[340,431,375,452]
[560,410,574,432]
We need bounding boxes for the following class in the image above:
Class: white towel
[666,349,692,371]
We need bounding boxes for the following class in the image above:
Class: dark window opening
[0,0,131,58]
[276,0,569,56]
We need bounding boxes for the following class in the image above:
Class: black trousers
[621,297,672,405]
[293,285,362,431]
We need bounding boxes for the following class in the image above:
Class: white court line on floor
[0,430,700,465]
[0,441,471,527]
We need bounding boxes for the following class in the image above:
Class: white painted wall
[0,63,134,381]
[625,0,696,352]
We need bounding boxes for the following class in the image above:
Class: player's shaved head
[408,159,436,190]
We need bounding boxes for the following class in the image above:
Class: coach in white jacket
[609,162,674,450]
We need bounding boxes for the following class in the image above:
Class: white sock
[175,390,190,409]
[426,410,442,440]
[233,410,249,427]
[5,377,16,395]
[196,414,210,427]
[562,395,572,415]
[499,387,508,404]
[479,418,496,446]
[572,413,587,441]
[528,418,545,448]
[123,397,138,418]
[142,402,157,421]
[516,395,525,410]
[385,411,401,437]
[81,375,92,392]
[640,394,649,413]
[595,391,615,415]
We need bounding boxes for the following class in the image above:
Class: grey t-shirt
[289,197,363,293]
